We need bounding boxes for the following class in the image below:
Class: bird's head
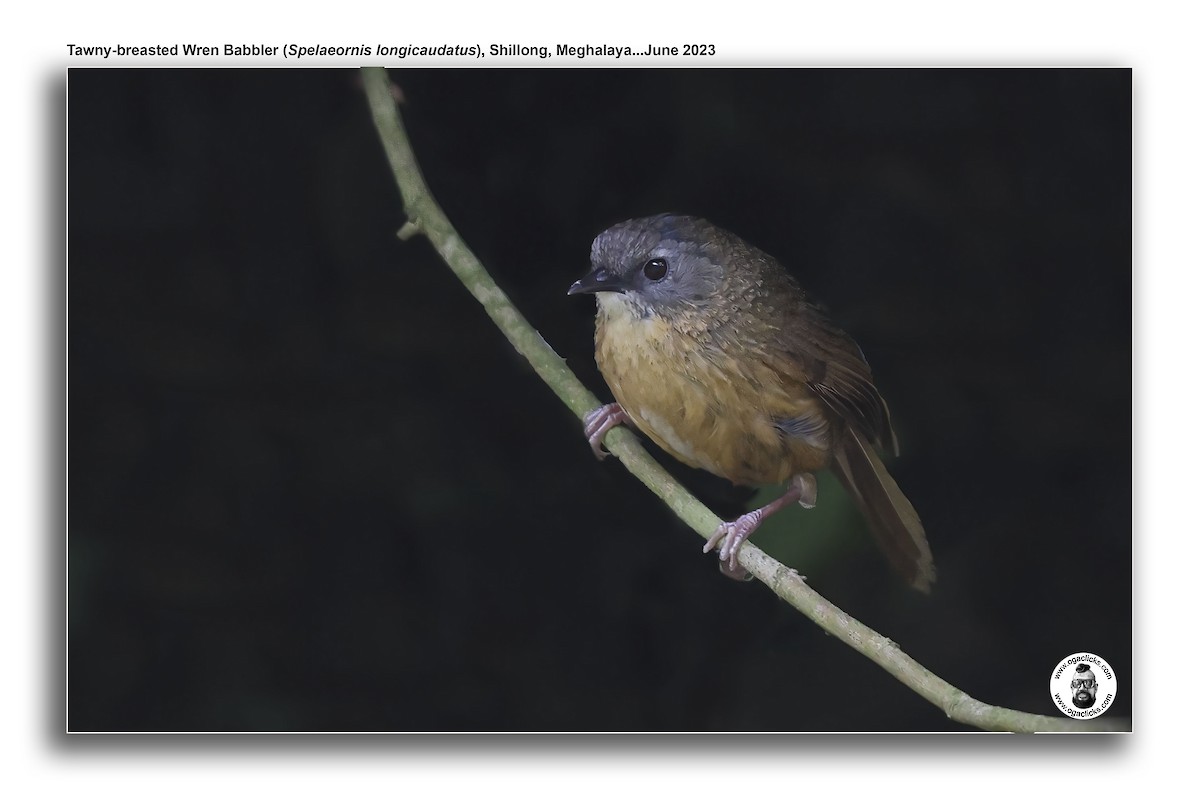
[568,214,731,320]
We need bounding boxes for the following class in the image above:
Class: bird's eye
[642,258,668,281]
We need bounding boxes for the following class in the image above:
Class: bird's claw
[583,403,628,460]
[704,511,765,581]
[718,558,754,582]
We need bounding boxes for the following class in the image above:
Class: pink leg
[583,403,628,460]
[704,473,817,580]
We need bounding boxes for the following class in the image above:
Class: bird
[567,213,935,590]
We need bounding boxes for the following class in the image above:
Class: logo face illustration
[1050,652,1117,719]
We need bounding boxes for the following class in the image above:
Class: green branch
[360,67,1128,733]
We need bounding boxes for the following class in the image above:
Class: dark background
[68,68,1131,732]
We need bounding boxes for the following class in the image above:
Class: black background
[68,68,1131,731]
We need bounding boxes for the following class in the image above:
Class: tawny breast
[595,299,833,486]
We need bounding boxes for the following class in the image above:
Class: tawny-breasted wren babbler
[568,214,935,589]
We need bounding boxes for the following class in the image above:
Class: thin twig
[360,67,1129,733]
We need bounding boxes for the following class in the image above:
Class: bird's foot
[703,473,818,582]
[704,509,765,580]
[583,403,628,460]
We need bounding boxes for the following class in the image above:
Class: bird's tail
[830,426,936,592]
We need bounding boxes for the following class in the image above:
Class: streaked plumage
[570,214,935,590]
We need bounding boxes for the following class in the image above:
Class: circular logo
[1049,652,1117,719]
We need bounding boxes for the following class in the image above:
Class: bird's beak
[567,267,626,296]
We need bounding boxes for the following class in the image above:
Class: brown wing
[762,301,899,456]
[763,299,931,590]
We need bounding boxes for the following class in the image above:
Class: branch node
[397,219,422,241]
